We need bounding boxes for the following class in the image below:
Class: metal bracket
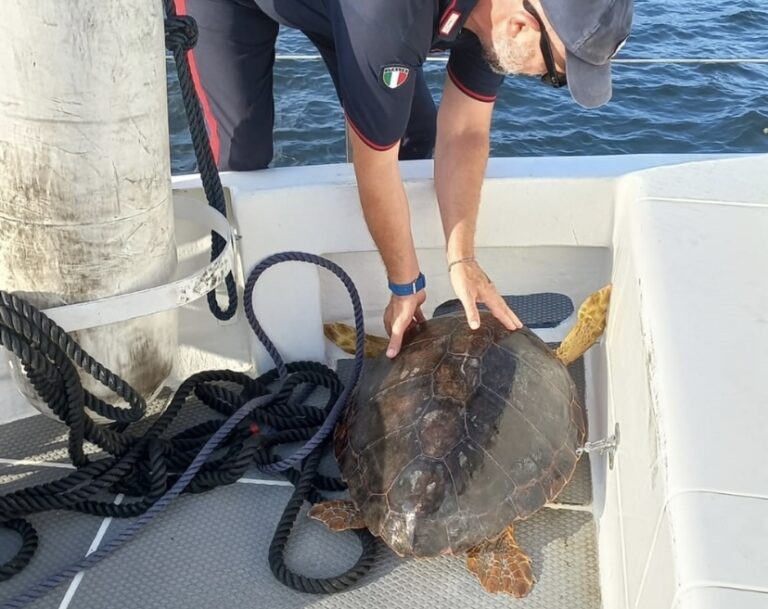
[40,196,238,332]
[577,422,620,469]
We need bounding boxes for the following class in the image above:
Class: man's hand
[449,259,523,332]
[433,80,520,334]
[383,291,427,358]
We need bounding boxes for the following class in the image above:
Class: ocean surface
[167,0,768,174]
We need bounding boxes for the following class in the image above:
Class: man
[182,0,633,358]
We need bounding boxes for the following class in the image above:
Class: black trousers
[181,0,438,171]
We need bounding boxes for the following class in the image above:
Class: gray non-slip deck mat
[66,485,599,609]
[0,292,599,609]
[432,292,574,328]
[0,464,104,609]
[0,414,82,464]
[0,464,599,609]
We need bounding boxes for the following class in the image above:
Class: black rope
[163,3,237,321]
[268,448,378,594]
[243,251,365,474]
[0,248,375,605]
[0,521,38,583]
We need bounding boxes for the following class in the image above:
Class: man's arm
[348,125,426,357]
[434,76,522,331]
[348,128,419,284]
[434,76,493,265]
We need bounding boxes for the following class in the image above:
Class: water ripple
[168,0,768,172]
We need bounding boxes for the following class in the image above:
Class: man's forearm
[349,126,420,284]
[433,78,493,262]
[434,128,489,262]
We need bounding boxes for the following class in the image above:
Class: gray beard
[483,38,535,75]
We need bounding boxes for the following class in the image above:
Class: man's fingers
[450,264,523,332]
[485,292,524,331]
[386,313,412,358]
[508,310,523,329]
[386,338,400,359]
[414,307,427,323]
[461,297,481,330]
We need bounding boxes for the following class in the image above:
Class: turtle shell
[334,311,586,558]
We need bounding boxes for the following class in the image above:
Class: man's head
[467,0,633,108]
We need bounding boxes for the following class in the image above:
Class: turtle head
[554,284,612,366]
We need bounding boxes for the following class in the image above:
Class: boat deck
[0,295,601,609]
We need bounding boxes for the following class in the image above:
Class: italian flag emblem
[382,66,410,89]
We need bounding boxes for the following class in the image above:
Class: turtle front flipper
[308,499,367,531]
[323,322,388,358]
[554,284,612,366]
[466,525,535,597]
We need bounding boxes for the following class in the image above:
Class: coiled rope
[0,251,375,607]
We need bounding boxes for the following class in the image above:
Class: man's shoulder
[334,0,437,32]
[333,1,437,67]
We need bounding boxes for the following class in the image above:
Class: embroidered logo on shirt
[439,10,461,36]
[382,66,410,89]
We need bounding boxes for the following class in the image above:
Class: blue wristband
[388,272,426,297]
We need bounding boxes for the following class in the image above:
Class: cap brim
[566,50,612,109]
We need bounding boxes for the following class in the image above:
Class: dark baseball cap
[539,0,634,108]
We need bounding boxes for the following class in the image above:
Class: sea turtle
[312,285,612,597]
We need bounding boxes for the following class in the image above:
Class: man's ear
[507,4,540,37]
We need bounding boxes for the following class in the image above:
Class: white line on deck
[544,501,593,513]
[0,459,294,487]
[57,494,124,609]
[0,457,75,469]
[236,477,294,487]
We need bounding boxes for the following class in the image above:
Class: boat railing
[275,55,768,63]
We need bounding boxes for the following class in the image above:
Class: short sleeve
[446,31,504,102]
[332,3,432,150]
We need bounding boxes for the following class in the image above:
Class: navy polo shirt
[255,0,504,151]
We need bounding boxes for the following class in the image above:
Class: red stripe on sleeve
[447,65,497,103]
[345,114,399,152]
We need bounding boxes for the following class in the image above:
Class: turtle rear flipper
[466,525,534,598]
[308,499,366,531]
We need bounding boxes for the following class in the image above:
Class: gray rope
[0,393,273,609]
[0,250,367,607]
